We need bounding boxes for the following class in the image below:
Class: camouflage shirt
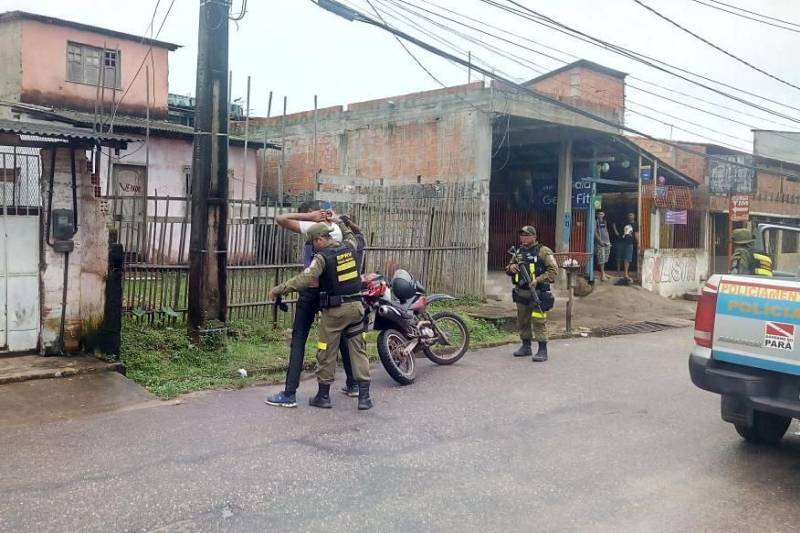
[273,224,358,295]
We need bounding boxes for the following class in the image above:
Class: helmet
[391,269,417,303]
[732,228,754,245]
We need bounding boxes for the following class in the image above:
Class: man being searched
[506,225,558,362]
[264,201,361,408]
[269,220,373,410]
[729,227,773,276]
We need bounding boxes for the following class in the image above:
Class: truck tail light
[694,281,718,348]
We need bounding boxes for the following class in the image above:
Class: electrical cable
[689,0,800,33]
[107,0,177,131]
[699,0,800,29]
[376,0,548,75]
[390,0,800,130]
[633,0,800,91]
[484,0,800,119]
[312,0,800,179]
[629,77,800,130]
[351,0,494,117]
[381,0,797,143]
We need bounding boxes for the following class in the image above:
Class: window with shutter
[66,44,83,83]
[65,42,121,89]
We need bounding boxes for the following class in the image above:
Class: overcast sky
[2,0,799,151]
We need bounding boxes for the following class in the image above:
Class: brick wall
[40,147,108,352]
[257,108,489,198]
[529,67,625,124]
[627,138,707,185]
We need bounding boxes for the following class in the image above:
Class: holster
[538,290,555,312]
[511,287,534,306]
[319,291,344,309]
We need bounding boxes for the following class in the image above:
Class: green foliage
[121,298,508,399]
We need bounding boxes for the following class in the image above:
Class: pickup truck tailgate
[713,276,800,374]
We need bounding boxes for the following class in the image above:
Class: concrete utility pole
[188,0,231,337]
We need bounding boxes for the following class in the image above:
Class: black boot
[309,383,332,408]
[532,342,548,362]
[357,382,373,411]
[513,340,532,357]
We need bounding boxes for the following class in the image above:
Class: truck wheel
[734,411,791,445]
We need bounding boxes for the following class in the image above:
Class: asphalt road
[3,329,800,533]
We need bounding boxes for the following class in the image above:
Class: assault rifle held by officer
[506,226,558,362]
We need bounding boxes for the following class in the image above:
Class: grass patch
[121,298,511,399]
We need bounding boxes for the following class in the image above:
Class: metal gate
[0,147,40,352]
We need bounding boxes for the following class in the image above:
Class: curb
[0,361,125,386]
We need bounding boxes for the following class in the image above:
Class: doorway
[113,164,147,259]
[0,147,41,353]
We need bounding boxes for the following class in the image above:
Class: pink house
[0,10,173,118]
[0,11,273,263]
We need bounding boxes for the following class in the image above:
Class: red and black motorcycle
[361,269,470,385]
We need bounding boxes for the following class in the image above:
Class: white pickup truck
[690,224,800,444]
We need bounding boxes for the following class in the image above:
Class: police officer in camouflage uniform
[270,221,373,410]
[729,227,772,276]
[506,226,559,362]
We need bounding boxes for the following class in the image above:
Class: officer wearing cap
[506,225,558,362]
[730,228,773,276]
[269,220,373,410]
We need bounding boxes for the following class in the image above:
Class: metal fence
[109,180,485,322]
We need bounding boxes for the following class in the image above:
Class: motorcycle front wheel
[423,311,470,365]
[377,329,416,385]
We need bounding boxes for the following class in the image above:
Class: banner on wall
[529,179,593,210]
[665,209,688,225]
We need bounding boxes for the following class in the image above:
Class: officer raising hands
[269,219,373,411]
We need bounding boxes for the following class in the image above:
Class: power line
[626,102,751,146]
[376,0,549,75]
[627,107,749,151]
[705,0,800,28]
[487,0,800,120]
[108,0,177,130]
[313,0,800,179]
[390,0,799,131]
[382,0,799,141]
[633,0,800,91]
[689,0,800,33]
[628,77,800,130]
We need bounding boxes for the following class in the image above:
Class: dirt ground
[475,279,697,334]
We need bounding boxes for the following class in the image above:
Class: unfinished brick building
[242,60,698,295]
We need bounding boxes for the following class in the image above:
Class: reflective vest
[512,245,550,291]
[730,247,773,277]
[752,252,773,277]
[319,242,363,296]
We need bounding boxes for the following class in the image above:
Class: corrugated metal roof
[0,118,134,145]
[13,106,279,149]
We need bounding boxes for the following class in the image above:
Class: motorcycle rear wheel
[377,329,416,385]
[423,311,470,365]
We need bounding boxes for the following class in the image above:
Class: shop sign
[665,209,687,225]
[729,195,750,222]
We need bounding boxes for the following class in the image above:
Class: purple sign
[665,209,688,225]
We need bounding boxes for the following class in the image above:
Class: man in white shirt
[265,201,358,407]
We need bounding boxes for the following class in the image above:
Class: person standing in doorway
[264,201,359,408]
[613,212,639,282]
[594,211,611,281]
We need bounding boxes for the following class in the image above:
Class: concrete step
[0,355,124,385]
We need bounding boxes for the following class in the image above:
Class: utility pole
[188,0,231,337]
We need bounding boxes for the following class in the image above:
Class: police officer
[730,228,772,276]
[269,220,373,410]
[506,225,558,362]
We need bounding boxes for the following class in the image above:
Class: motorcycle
[361,269,470,385]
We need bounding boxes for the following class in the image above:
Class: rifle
[508,246,543,313]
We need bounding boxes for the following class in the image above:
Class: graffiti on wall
[641,249,708,298]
